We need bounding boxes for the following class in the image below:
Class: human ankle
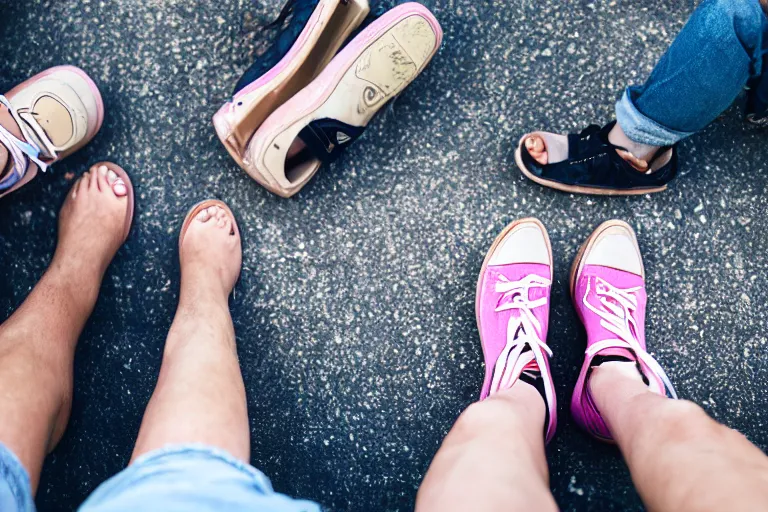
[179,269,232,303]
[44,256,103,313]
[166,297,235,355]
[589,361,649,407]
[494,380,546,424]
[51,237,113,280]
[608,123,660,163]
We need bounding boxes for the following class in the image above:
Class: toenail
[196,210,207,221]
[107,170,118,184]
[113,179,127,196]
[98,165,108,175]
[207,206,218,216]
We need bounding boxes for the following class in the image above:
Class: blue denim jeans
[0,441,321,512]
[616,0,768,146]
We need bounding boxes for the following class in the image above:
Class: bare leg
[591,362,768,512]
[416,382,558,512]
[0,166,130,491]
[131,203,248,462]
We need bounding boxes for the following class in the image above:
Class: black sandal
[515,121,678,196]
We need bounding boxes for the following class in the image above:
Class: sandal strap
[0,95,49,192]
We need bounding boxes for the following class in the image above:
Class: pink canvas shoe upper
[570,222,677,441]
[476,220,557,443]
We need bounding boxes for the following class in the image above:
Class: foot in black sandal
[515,121,678,196]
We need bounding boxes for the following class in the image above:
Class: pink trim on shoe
[476,219,557,443]
[569,222,677,442]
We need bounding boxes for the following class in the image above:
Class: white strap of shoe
[0,95,50,186]
[583,276,678,399]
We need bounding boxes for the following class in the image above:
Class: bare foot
[179,203,242,300]
[55,163,131,279]
[38,162,132,451]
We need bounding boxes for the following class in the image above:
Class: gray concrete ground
[0,0,767,510]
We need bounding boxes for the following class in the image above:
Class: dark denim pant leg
[615,0,768,146]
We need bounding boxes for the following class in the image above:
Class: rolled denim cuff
[615,87,695,146]
[0,443,35,512]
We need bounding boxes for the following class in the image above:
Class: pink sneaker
[476,218,557,443]
[569,220,677,441]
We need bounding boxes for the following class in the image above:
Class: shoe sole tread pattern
[249,4,442,197]
[213,0,370,162]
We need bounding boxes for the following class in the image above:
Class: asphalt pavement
[0,0,766,510]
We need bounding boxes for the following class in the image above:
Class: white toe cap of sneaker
[489,222,550,266]
[583,225,643,276]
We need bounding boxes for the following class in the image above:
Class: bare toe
[525,135,548,165]
[197,208,211,222]
[112,178,127,197]
[79,173,90,194]
[96,165,108,190]
[71,177,82,198]
[89,168,99,188]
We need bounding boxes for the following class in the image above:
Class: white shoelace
[0,95,49,190]
[489,274,553,401]
[582,276,677,398]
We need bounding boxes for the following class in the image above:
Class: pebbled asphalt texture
[0,0,766,510]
